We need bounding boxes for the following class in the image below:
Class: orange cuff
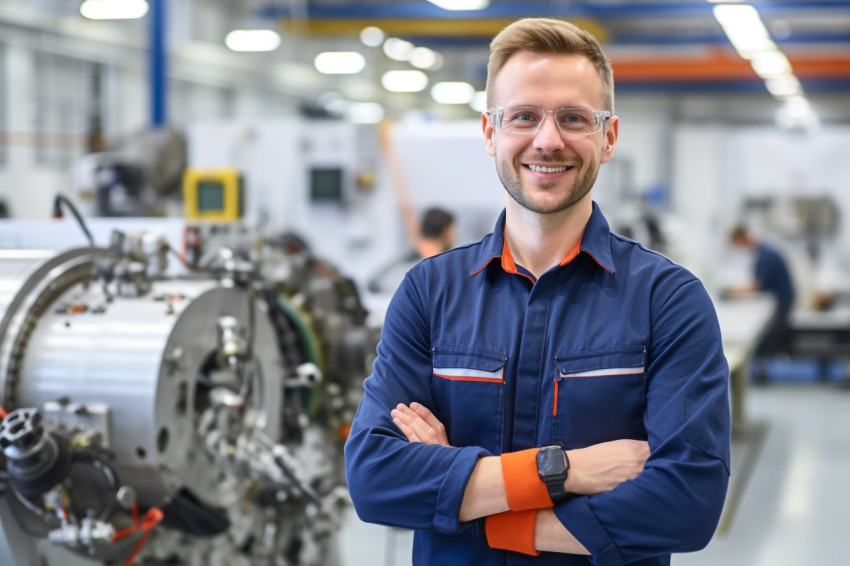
[501,448,553,511]
[485,509,541,556]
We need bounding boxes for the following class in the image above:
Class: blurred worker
[346,17,730,565]
[728,224,796,382]
[418,207,456,258]
[379,121,457,259]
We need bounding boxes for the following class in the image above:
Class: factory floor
[337,381,850,566]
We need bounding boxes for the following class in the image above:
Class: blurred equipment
[0,222,378,565]
[183,167,244,221]
[75,128,188,217]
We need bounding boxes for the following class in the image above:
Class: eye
[558,111,591,125]
[503,107,541,125]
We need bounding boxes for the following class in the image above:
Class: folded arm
[391,402,650,554]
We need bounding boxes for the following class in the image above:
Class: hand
[565,439,650,495]
[391,402,450,446]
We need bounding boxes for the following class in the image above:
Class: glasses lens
[554,108,600,135]
[498,107,545,133]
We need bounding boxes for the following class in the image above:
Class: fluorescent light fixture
[80,0,149,20]
[410,47,439,70]
[225,29,281,52]
[431,81,475,104]
[765,74,802,98]
[783,95,811,116]
[314,52,366,75]
[346,102,385,125]
[360,26,385,47]
[776,95,819,131]
[383,37,414,62]
[751,51,792,79]
[323,98,351,116]
[470,91,487,113]
[713,4,775,59]
[427,0,490,10]
[381,70,429,93]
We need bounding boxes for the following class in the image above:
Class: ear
[600,115,619,164]
[482,112,496,157]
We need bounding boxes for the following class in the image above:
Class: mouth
[526,163,571,173]
[524,163,574,175]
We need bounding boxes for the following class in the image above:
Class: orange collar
[500,238,582,275]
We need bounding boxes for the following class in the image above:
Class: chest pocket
[552,345,647,447]
[432,346,507,454]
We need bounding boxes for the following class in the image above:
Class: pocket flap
[556,345,646,378]
[433,346,507,382]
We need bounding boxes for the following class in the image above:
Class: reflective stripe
[434,367,505,382]
[559,366,644,378]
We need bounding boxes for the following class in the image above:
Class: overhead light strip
[711,1,803,100]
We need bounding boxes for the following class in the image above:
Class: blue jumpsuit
[345,203,730,565]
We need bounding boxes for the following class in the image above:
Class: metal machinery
[0,224,379,565]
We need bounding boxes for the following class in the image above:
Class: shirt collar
[470,202,616,277]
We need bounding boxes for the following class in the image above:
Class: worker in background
[346,17,730,565]
[368,124,458,294]
[379,120,457,259]
[418,207,456,258]
[728,224,796,382]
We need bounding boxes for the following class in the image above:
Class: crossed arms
[391,401,650,555]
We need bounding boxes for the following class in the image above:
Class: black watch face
[539,447,567,476]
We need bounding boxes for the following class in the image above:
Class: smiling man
[345,18,730,565]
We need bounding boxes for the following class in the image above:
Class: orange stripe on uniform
[433,373,506,384]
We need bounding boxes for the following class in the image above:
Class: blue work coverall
[345,203,731,565]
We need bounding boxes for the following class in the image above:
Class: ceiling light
[751,51,792,79]
[713,4,775,59]
[314,52,366,75]
[470,91,487,113]
[776,95,819,131]
[431,82,475,105]
[225,29,281,52]
[360,26,385,47]
[383,38,414,62]
[323,98,350,116]
[410,47,439,70]
[765,75,802,98]
[381,70,429,93]
[80,0,148,20]
[346,102,385,125]
[426,0,490,10]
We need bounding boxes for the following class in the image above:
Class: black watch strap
[544,466,570,504]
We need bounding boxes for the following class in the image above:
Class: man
[418,207,456,258]
[367,207,456,294]
[345,18,730,565]
[729,224,795,381]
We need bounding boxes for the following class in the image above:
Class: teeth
[528,164,568,173]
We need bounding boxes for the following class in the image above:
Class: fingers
[391,403,450,446]
[410,402,449,445]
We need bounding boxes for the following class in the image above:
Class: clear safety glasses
[488,106,611,136]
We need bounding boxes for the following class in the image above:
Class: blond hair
[485,18,614,112]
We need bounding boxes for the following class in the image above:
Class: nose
[532,112,566,153]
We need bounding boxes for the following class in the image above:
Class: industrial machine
[0,219,378,565]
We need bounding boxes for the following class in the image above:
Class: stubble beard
[497,155,599,215]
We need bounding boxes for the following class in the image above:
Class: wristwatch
[537,443,570,504]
